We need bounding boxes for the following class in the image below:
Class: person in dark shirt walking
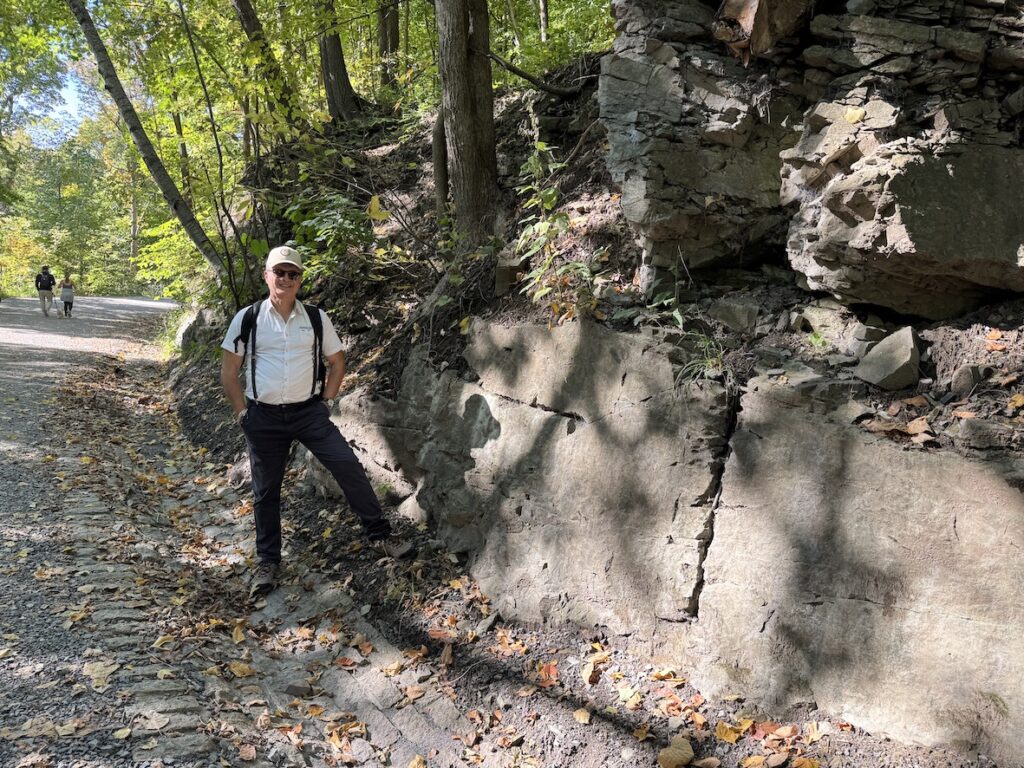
[35,266,57,316]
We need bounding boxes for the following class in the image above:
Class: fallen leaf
[952,411,977,419]
[741,758,766,768]
[408,756,427,768]
[774,724,799,738]
[905,416,931,435]
[440,643,453,667]
[792,760,821,768]
[658,734,694,768]
[112,727,132,740]
[715,719,753,744]
[229,661,256,678]
[633,724,651,741]
[238,744,257,761]
[902,395,929,407]
[573,709,591,724]
[986,329,1003,340]
[404,685,425,701]
[844,107,866,123]
[987,342,1007,352]
[693,759,721,768]
[766,754,788,768]
[1008,394,1024,412]
[151,634,175,649]
[232,623,247,644]
[137,711,170,731]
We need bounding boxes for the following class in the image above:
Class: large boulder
[787,141,1024,319]
[689,373,1024,764]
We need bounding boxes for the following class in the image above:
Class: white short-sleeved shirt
[221,300,343,404]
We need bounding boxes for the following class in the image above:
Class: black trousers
[241,398,390,563]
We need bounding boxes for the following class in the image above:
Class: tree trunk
[320,0,361,122]
[432,109,449,220]
[377,0,400,91]
[538,0,548,42]
[170,98,193,206]
[64,0,223,273]
[231,0,300,127]
[436,0,499,246]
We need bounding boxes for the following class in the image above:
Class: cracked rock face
[420,322,731,636]
[396,322,731,641]
[600,0,1024,316]
[689,373,1024,764]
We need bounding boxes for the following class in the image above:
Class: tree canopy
[0,0,613,302]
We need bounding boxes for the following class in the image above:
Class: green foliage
[516,143,603,323]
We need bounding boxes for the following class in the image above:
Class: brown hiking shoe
[374,536,417,560]
[249,561,279,598]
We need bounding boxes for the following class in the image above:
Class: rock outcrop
[315,322,1024,764]
[599,0,1024,317]
[691,370,1024,765]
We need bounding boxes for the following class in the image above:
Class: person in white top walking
[220,246,415,598]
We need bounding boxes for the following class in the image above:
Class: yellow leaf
[844,107,866,123]
[658,734,694,767]
[151,634,175,649]
[367,195,390,221]
[80,456,95,464]
[573,708,592,724]
[229,661,256,678]
[113,727,132,740]
[408,756,427,768]
[633,724,650,741]
[459,317,471,335]
[792,760,820,768]
[307,705,325,717]
[233,623,246,644]
[156,669,175,680]
[714,720,750,744]
[1008,393,1024,412]
[741,758,766,768]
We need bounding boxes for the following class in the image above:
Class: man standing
[221,246,415,598]
[35,266,56,316]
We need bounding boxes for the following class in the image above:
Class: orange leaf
[986,329,1003,340]
[952,410,977,420]
[741,757,767,767]
[902,395,929,407]
[986,341,1007,352]
[404,685,425,701]
[905,416,931,435]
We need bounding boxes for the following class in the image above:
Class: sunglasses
[271,268,302,281]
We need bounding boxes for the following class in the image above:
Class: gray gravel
[0,296,176,768]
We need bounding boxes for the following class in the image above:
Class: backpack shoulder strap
[304,303,325,397]
[232,300,262,401]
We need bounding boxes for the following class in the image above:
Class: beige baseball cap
[265,246,303,271]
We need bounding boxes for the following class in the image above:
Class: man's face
[264,264,303,301]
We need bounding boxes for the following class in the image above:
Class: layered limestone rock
[600,0,1024,316]
[598,0,804,291]
[690,371,1024,764]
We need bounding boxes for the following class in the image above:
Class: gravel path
[0,296,176,767]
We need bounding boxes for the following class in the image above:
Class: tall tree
[377,0,400,92]
[64,0,223,274]
[231,0,300,130]
[436,0,499,246]
[319,0,361,122]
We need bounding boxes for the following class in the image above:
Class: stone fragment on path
[853,326,920,390]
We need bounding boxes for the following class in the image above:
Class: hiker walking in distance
[35,265,57,316]
[220,246,415,598]
[59,272,76,317]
